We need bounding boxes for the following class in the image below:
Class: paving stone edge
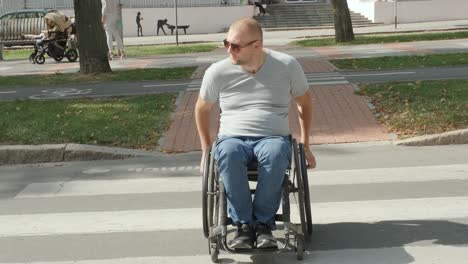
[0,143,160,166]
[394,128,468,146]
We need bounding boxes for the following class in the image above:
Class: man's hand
[303,145,316,169]
[199,150,207,176]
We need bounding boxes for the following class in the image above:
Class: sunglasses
[223,39,257,52]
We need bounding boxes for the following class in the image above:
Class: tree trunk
[73,0,112,74]
[331,0,355,43]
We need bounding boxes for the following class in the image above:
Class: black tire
[202,147,212,238]
[208,150,217,228]
[210,237,219,263]
[299,143,313,237]
[35,54,45,64]
[292,140,307,239]
[66,49,78,62]
[296,234,304,260]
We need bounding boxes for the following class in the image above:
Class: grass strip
[0,94,176,149]
[0,67,196,88]
[358,79,468,137]
[2,43,219,60]
[294,31,468,47]
[124,44,219,57]
[330,53,468,71]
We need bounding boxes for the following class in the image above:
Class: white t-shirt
[101,0,120,21]
[200,49,309,137]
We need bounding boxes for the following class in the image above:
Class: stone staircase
[254,3,381,30]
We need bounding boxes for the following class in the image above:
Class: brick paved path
[161,58,390,153]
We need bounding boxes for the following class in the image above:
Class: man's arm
[294,90,316,168]
[195,96,214,174]
[195,96,213,150]
[101,0,107,24]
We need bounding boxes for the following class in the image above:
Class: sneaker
[229,224,254,249]
[256,223,277,249]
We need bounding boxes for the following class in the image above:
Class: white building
[347,0,468,24]
[1,0,467,37]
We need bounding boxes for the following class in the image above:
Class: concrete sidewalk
[123,19,468,46]
[2,38,468,77]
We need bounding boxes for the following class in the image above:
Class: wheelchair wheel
[203,146,218,238]
[299,143,313,236]
[35,54,45,64]
[292,139,307,239]
[66,49,78,62]
[202,147,212,238]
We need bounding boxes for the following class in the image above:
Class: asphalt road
[0,143,467,263]
[1,65,468,101]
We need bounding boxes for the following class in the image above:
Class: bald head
[229,18,263,41]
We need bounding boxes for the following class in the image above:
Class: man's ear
[255,40,262,49]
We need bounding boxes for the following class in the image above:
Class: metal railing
[0,16,46,45]
[24,0,74,9]
[0,0,23,16]
[0,0,243,15]
[122,0,242,8]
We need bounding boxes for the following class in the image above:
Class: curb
[0,143,161,166]
[1,129,467,166]
[394,128,468,146]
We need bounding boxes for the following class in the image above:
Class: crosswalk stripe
[305,72,350,85]
[186,80,201,91]
[308,80,350,85]
[2,244,467,264]
[306,77,347,81]
[305,73,341,76]
[15,164,468,198]
[1,196,468,237]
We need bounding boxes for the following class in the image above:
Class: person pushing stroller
[25,10,78,64]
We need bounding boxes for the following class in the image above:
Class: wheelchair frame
[202,138,313,262]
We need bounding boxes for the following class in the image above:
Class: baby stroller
[28,11,78,65]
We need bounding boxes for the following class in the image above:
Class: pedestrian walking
[101,0,125,59]
[252,0,266,16]
[136,11,144,37]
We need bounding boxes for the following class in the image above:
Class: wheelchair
[202,138,313,262]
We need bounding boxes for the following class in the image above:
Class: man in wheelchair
[195,18,315,250]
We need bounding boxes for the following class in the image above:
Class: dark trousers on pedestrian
[137,24,143,36]
[254,2,266,15]
[157,25,167,36]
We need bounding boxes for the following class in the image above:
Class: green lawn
[294,31,468,47]
[2,43,219,60]
[358,80,468,137]
[0,95,176,149]
[124,44,219,57]
[0,67,196,88]
[330,53,468,71]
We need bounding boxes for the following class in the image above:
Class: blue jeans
[214,135,291,227]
